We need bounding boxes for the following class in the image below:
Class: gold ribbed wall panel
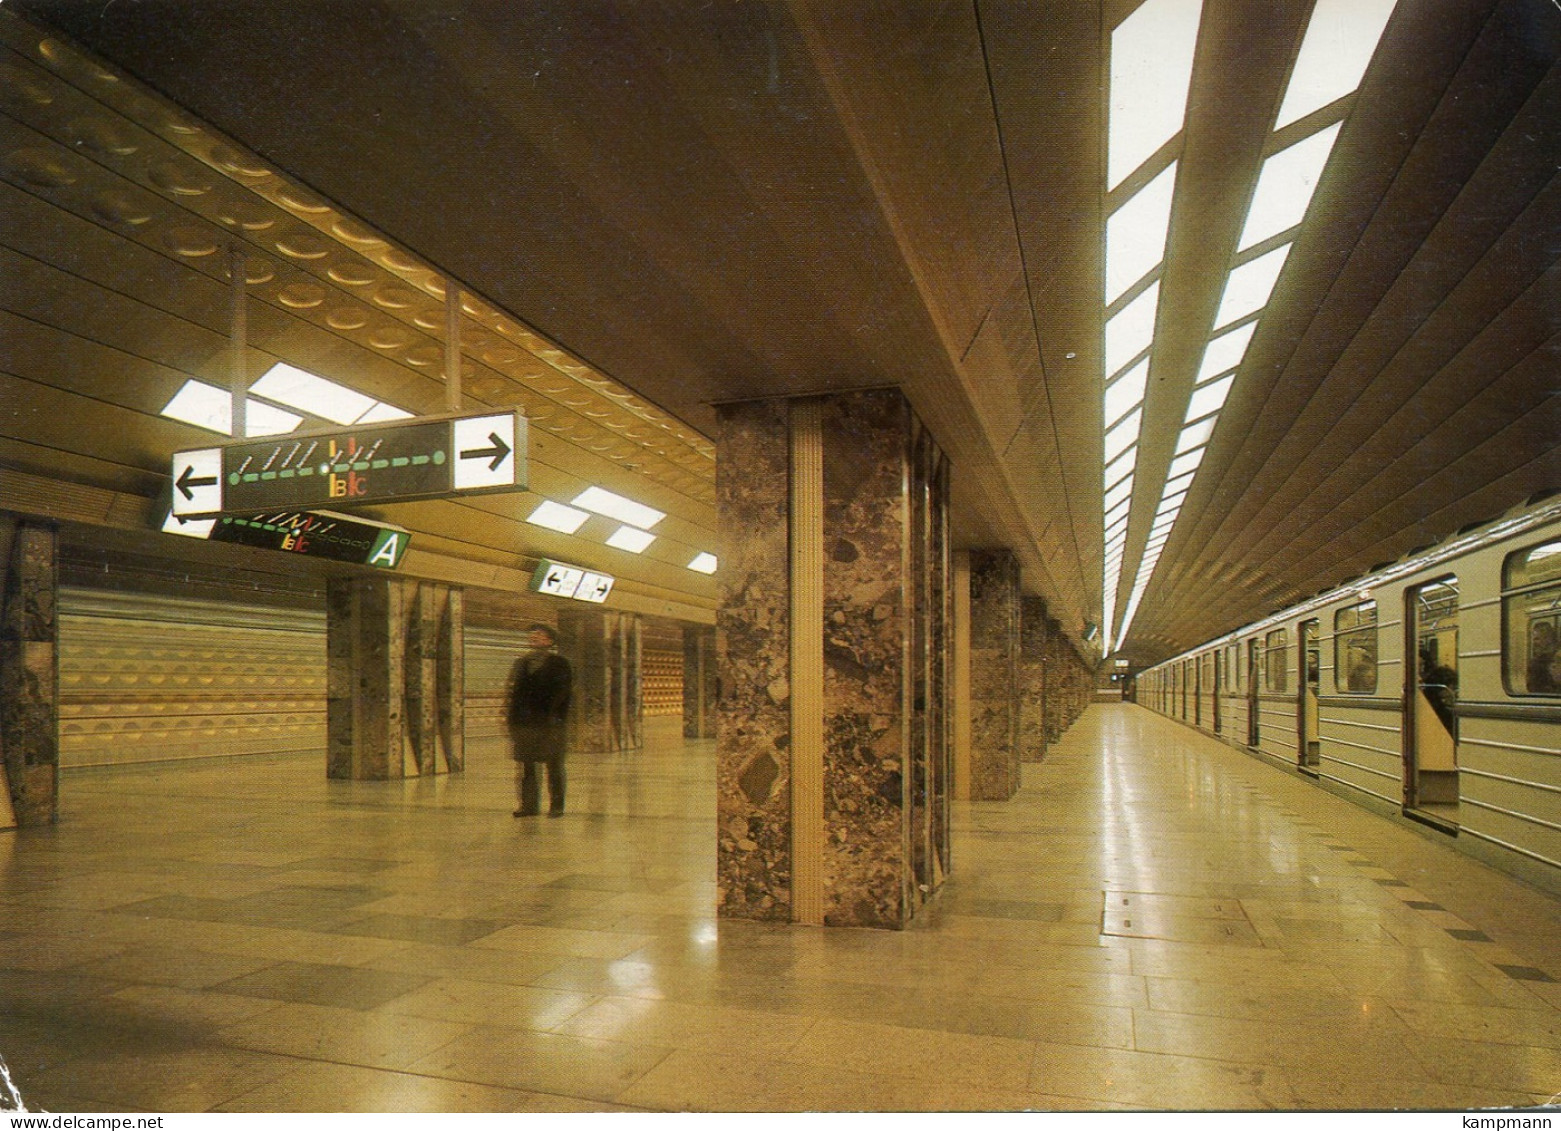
[59,589,326,768]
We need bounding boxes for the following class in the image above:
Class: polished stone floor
[1,705,1557,1112]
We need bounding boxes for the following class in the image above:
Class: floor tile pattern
[0,707,1556,1112]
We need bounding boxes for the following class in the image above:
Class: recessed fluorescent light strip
[160,367,411,438]
[1112,0,1398,650]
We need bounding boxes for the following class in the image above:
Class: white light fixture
[1108,0,1205,189]
[1167,448,1204,479]
[1185,374,1235,422]
[1105,282,1160,376]
[161,379,301,437]
[1105,162,1179,302]
[1213,244,1292,329]
[1176,418,1217,453]
[1105,359,1150,426]
[1104,408,1143,464]
[357,402,415,424]
[526,500,591,534]
[688,552,718,574]
[1197,321,1259,383]
[572,486,666,529]
[251,363,376,425]
[1238,123,1342,250]
[1275,0,1398,130]
[606,525,656,553]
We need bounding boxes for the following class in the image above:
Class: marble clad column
[682,625,717,739]
[556,609,641,756]
[406,581,463,775]
[1019,596,1048,763]
[968,549,1020,801]
[715,399,792,921]
[437,587,465,772]
[0,517,59,825]
[716,390,950,929]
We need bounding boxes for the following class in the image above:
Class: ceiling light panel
[1105,162,1179,303]
[573,486,666,529]
[1108,0,1205,189]
[1275,0,1399,130]
[1105,359,1150,426]
[161,379,301,437]
[1104,447,1137,489]
[251,363,376,425]
[1185,374,1235,422]
[688,552,718,574]
[1238,123,1342,251]
[1197,321,1259,383]
[1104,408,1143,464]
[527,500,591,534]
[606,525,656,553]
[1213,244,1292,329]
[1167,448,1204,479]
[1176,418,1216,453]
[1105,282,1160,376]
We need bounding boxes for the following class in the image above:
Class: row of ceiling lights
[160,367,719,576]
[1101,0,1400,655]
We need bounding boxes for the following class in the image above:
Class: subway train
[1134,494,1561,896]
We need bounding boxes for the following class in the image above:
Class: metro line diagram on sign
[170,411,526,516]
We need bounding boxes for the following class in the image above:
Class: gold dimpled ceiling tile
[0,11,715,508]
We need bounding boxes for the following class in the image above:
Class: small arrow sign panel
[170,448,223,516]
[453,413,523,491]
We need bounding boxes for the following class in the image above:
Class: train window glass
[1229,643,1241,691]
[1502,539,1561,696]
[1334,601,1378,693]
[1265,629,1288,692]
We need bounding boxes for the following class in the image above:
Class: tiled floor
[1,705,1557,1112]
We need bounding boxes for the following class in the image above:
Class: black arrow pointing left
[176,464,218,500]
[460,431,512,471]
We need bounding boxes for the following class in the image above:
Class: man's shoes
[515,809,538,817]
[547,809,564,818]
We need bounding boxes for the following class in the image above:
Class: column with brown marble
[406,581,463,775]
[714,399,793,921]
[327,575,403,779]
[1019,596,1049,763]
[818,390,913,927]
[968,549,1020,800]
[682,625,717,739]
[0,517,58,825]
[557,609,641,755]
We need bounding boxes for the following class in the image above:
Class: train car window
[1334,600,1378,693]
[1502,539,1561,696]
[1265,629,1288,692]
[1228,643,1241,691]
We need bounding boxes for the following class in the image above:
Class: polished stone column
[716,389,950,929]
[968,549,1020,800]
[326,575,463,780]
[0,518,58,825]
[558,608,643,755]
[1019,596,1049,763]
[682,625,717,739]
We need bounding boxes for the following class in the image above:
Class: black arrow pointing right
[176,465,218,500]
[460,431,512,471]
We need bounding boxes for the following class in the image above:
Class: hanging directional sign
[170,410,525,517]
[530,559,615,604]
[163,506,411,569]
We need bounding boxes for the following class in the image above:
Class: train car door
[1405,577,1460,828]
[1299,619,1320,771]
[1246,639,1261,746]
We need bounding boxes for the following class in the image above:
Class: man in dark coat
[506,623,573,817]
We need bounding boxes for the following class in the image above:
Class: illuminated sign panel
[530,560,615,604]
[171,411,525,517]
[163,508,410,569]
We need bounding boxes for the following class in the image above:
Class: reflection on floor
[1,706,1557,1112]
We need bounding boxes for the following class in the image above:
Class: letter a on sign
[368,531,405,569]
